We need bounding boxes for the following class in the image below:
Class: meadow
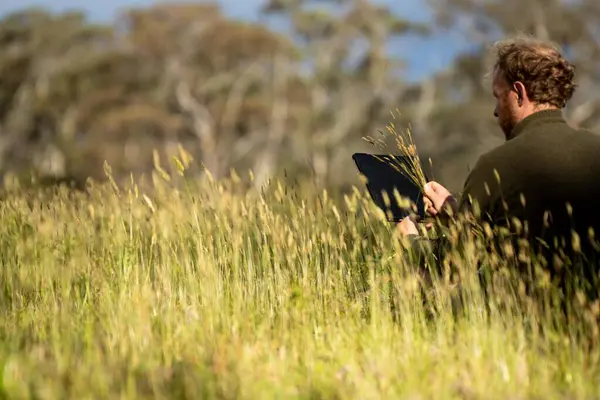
[0,154,599,400]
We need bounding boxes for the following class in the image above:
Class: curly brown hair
[489,35,578,109]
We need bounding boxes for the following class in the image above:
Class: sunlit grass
[363,109,430,191]
[0,159,599,399]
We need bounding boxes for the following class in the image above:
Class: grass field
[0,160,599,399]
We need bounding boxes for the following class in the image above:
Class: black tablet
[352,152,428,222]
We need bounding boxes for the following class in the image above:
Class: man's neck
[518,104,559,124]
[532,103,559,114]
[508,107,564,140]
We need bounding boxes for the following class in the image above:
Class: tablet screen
[352,153,427,222]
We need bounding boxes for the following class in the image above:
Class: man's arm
[396,217,448,268]
[457,154,500,223]
[425,154,502,228]
[396,154,502,262]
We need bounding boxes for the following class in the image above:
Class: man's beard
[499,118,514,139]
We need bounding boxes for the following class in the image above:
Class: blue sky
[0,0,470,81]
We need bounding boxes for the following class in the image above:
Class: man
[398,35,600,275]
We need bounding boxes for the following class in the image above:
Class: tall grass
[0,157,599,399]
[363,109,429,191]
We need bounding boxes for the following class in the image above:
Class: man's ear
[513,81,526,105]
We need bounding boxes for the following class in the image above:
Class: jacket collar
[508,109,565,140]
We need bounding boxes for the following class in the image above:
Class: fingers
[423,182,439,206]
[423,197,437,216]
[424,181,444,196]
[423,181,437,194]
[424,180,452,212]
[424,196,432,208]
[397,215,419,236]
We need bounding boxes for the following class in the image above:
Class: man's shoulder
[572,126,600,143]
[462,142,521,196]
[463,147,505,189]
[470,141,516,172]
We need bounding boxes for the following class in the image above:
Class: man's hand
[396,215,419,236]
[424,181,457,217]
[396,215,435,237]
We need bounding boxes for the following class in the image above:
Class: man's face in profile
[492,68,518,138]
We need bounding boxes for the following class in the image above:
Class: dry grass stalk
[363,109,428,192]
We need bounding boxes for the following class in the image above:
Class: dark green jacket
[410,109,600,271]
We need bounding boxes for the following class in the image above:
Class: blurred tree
[1,0,596,196]
[119,3,299,182]
[0,4,300,186]
[0,8,115,183]
[260,0,431,188]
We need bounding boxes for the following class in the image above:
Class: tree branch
[170,59,219,177]
[253,54,290,188]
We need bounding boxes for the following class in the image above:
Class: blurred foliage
[0,0,598,193]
